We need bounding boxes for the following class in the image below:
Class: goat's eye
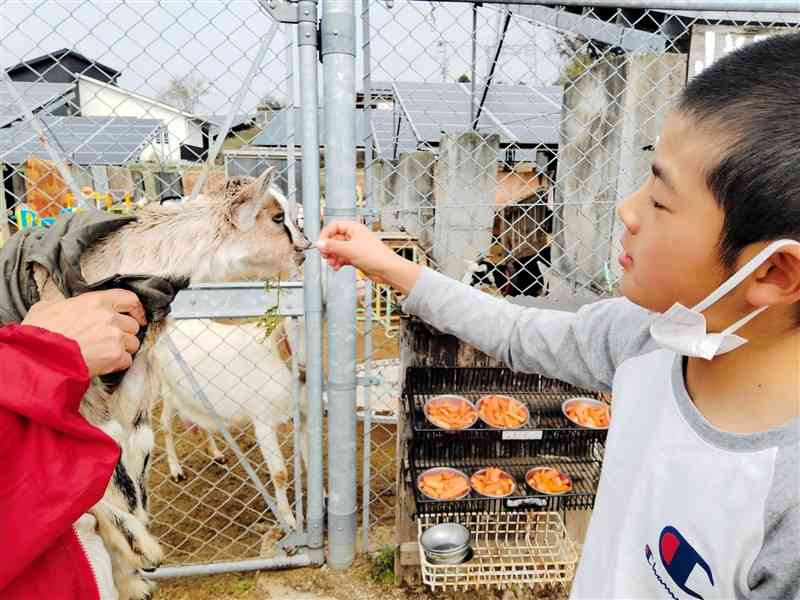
[272,213,285,224]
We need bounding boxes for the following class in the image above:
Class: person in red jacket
[0,289,147,600]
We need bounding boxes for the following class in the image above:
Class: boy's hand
[317,221,422,295]
[22,289,147,377]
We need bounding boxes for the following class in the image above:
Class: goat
[152,277,401,531]
[462,246,551,297]
[32,168,308,600]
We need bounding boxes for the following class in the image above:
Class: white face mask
[650,239,800,360]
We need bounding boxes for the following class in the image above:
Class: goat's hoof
[127,573,156,600]
[212,454,227,464]
[170,471,187,482]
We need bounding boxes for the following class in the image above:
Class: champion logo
[645,526,714,600]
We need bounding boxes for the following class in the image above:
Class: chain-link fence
[2,0,800,592]
[0,0,325,584]
[357,0,800,552]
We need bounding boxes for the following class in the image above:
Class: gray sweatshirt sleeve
[402,267,657,393]
[746,442,800,600]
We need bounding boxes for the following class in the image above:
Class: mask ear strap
[693,239,800,313]
[721,305,769,337]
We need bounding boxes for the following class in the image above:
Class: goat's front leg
[252,418,297,531]
[109,548,156,600]
[92,497,163,573]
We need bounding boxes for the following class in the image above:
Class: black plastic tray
[411,454,602,515]
[406,367,609,460]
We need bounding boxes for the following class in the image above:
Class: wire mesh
[0,0,310,576]
[3,0,800,579]
[358,0,800,551]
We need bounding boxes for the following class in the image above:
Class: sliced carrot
[478,395,527,428]
[565,401,610,428]
[426,397,477,429]
[471,467,515,497]
[527,468,572,494]
[419,471,470,500]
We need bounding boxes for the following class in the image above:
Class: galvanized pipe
[360,0,375,552]
[322,0,358,570]
[421,0,800,11]
[148,552,316,579]
[297,0,326,554]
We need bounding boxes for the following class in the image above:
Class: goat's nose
[295,234,312,251]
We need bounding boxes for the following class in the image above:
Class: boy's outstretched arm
[318,221,656,392]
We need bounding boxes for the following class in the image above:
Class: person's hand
[317,220,422,295]
[22,289,147,377]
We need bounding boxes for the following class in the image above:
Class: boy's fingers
[320,220,350,240]
[317,237,349,257]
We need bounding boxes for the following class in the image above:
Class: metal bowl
[420,522,471,564]
[476,394,530,430]
[423,395,478,431]
[561,397,611,430]
[416,467,471,501]
[526,466,573,496]
[470,467,517,498]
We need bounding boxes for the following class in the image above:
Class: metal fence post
[297,0,326,557]
[322,0,358,570]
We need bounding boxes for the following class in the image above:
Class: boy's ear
[746,244,800,308]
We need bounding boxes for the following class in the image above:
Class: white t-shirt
[404,267,800,600]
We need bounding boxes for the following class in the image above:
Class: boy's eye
[650,197,666,210]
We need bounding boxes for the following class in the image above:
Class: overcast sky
[1,1,565,116]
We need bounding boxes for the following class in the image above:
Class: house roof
[6,48,121,80]
[658,10,800,24]
[204,113,259,136]
[76,74,210,123]
[0,82,75,128]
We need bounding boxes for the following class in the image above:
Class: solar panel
[251,108,379,153]
[371,109,419,159]
[0,116,162,165]
[392,81,562,148]
[0,82,75,128]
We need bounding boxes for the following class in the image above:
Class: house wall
[78,77,204,163]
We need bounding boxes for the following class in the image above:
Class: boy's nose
[617,192,640,235]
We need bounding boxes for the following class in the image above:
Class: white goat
[33,169,307,600]
[152,278,402,531]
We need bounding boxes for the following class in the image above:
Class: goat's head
[208,168,310,281]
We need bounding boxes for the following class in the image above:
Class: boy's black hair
[677,31,800,270]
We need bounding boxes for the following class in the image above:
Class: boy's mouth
[618,251,633,269]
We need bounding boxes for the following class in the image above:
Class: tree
[457,73,471,83]
[258,93,286,111]
[158,74,210,113]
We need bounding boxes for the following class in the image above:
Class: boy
[317,32,800,599]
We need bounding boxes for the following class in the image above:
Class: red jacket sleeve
[0,324,121,591]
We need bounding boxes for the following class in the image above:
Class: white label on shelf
[502,430,543,440]
[507,497,548,508]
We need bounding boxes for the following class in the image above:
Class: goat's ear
[255,166,275,197]
[230,169,276,231]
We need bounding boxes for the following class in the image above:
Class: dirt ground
[147,319,400,566]
[148,317,569,599]
[152,522,570,600]
[153,559,570,600]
